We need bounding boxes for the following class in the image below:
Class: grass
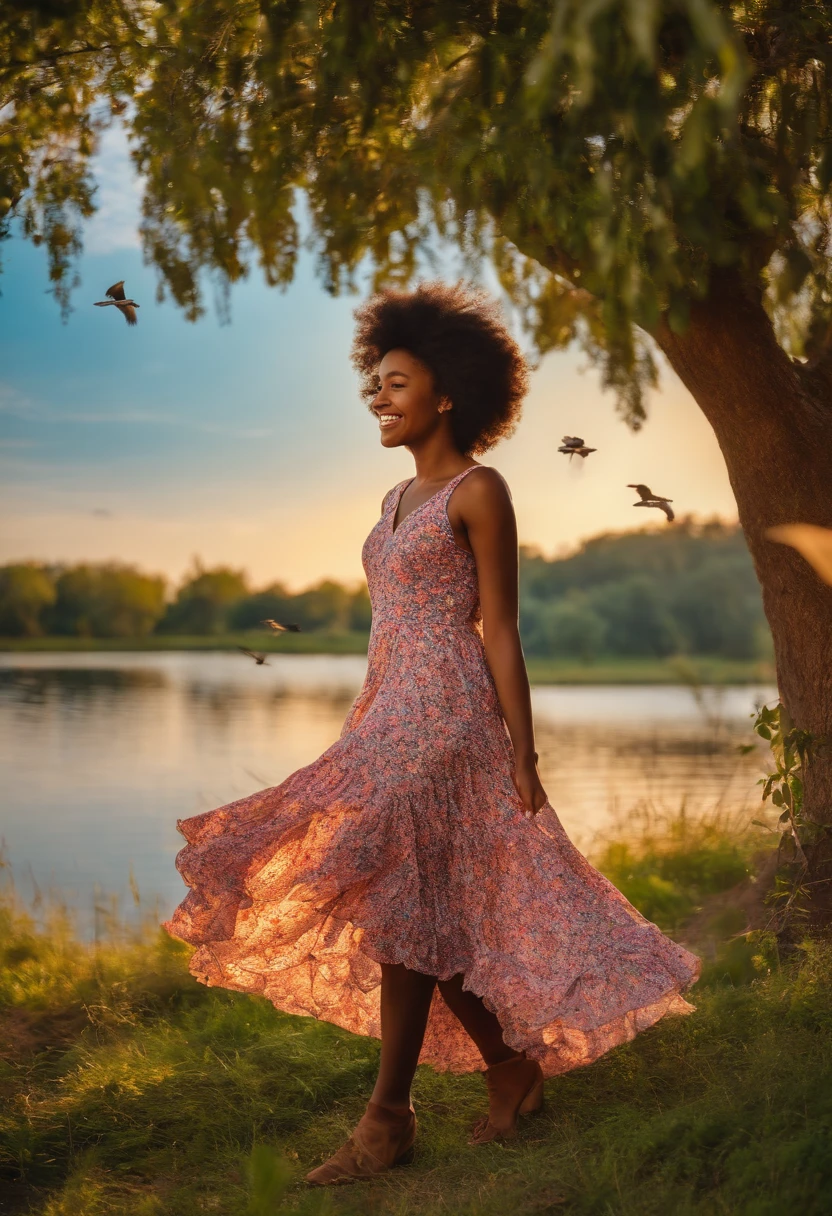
[0,635,773,685]
[3,813,832,1215]
[524,656,774,686]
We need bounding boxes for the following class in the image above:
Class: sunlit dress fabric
[164,465,700,1076]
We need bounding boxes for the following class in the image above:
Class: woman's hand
[513,754,549,820]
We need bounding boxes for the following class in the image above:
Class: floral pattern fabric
[164,465,700,1076]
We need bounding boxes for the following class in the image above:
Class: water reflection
[0,653,775,927]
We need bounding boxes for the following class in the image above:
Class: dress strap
[382,479,413,514]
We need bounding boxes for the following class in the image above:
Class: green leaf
[625,0,660,64]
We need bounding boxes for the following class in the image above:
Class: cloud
[0,382,33,415]
[0,383,271,439]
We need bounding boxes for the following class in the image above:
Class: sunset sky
[0,125,739,593]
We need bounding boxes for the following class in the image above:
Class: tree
[668,556,766,658]
[228,582,294,631]
[347,584,373,632]
[51,562,166,636]
[159,563,249,635]
[588,576,681,657]
[290,580,353,633]
[0,0,147,313]
[523,593,607,662]
[0,563,56,635]
[2,2,832,814]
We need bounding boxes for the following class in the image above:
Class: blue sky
[0,125,738,591]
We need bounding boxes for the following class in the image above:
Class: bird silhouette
[238,647,269,665]
[628,484,675,522]
[767,523,832,586]
[558,435,597,459]
[262,618,302,633]
[93,280,140,326]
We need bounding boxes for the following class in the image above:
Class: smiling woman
[164,278,699,1188]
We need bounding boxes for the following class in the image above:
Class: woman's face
[370,348,449,449]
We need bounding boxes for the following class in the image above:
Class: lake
[0,653,776,929]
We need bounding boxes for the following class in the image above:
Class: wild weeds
[593,805,756,932]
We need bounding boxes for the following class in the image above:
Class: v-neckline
[390,473,462,537]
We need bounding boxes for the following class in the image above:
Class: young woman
[164,282,699,1186]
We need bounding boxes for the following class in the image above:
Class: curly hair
[351,281,529,456]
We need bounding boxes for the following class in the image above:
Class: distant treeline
[520,519,767,660]
[0,520,769,659]
[0,561,372,639]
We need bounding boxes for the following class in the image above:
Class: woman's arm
[454,468,548,817]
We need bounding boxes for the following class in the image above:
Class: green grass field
[3,813,830,1215]
[0,635,774,685]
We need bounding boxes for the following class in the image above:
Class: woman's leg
[437,973,520,1066]
[307,962,434,1185]
[437,973,543,1144]
[370,962,437,1113]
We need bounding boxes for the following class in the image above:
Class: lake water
[0,653,776,928]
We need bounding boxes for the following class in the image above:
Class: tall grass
[2,815,831,1215]
[594,805,756,933]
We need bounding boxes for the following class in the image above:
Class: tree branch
[0,39,170,76]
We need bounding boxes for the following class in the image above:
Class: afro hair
[351,281,529,455]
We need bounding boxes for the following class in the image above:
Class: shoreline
[0,635,775,685]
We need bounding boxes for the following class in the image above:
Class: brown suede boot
[471,1054,545,1144]
[305,1102,416,1186]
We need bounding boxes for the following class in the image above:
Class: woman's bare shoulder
[455,465,513,510]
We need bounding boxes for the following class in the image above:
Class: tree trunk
[654,268,832,824]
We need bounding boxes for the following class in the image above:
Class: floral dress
[164,464,700,1076]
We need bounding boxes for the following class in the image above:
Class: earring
[439,402,452,414]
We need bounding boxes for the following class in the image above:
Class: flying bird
[558,435,597,460]
[628,484,675,522]
[93,280,140,326]
[262,618,302,633]
[767,523,832,586]
[238,647,269,665]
